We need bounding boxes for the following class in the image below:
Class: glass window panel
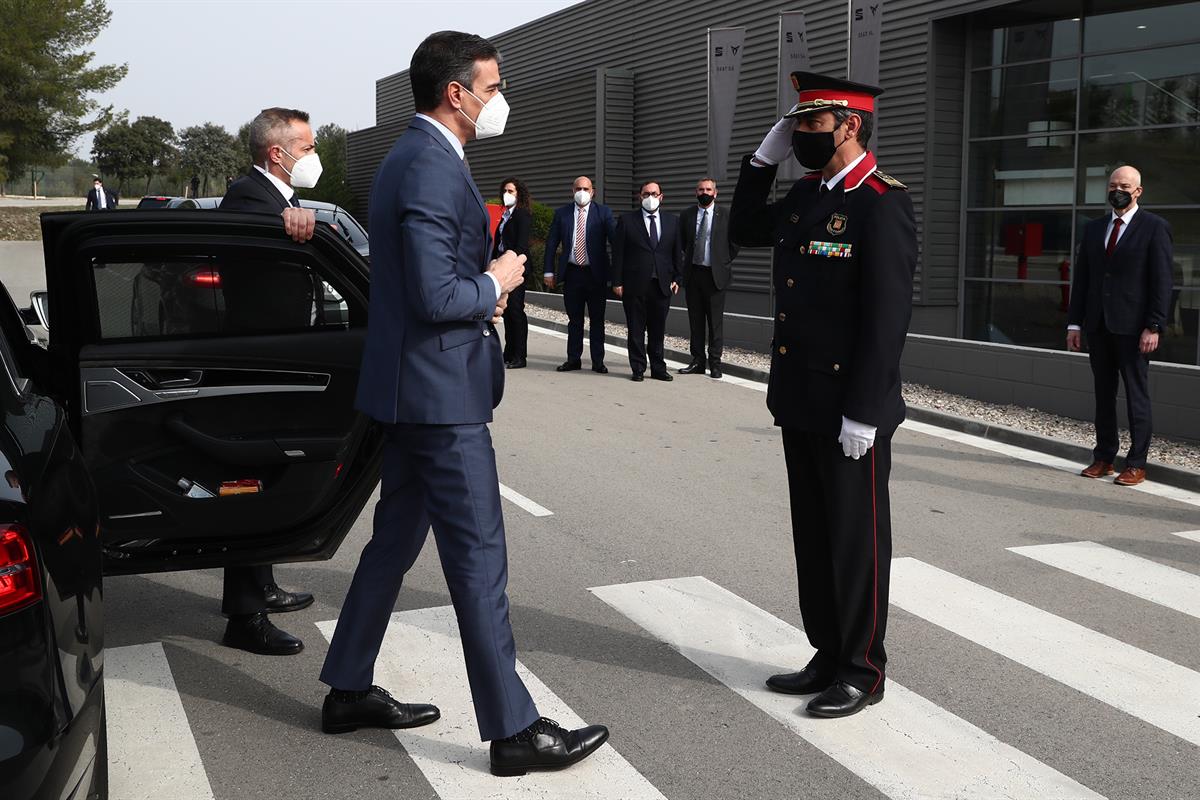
[963,280,1070,349]
[1081,44,1200,129]
[967,211,1075,280]
[971,4,1082,67]
[969,136,1076,207]
[1167,289,1200,365]
[1076,126,1200,204]
[1083,1,1200,53]
[971,61,1078,137]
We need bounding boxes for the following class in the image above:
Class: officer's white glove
[838,416,877,460]
[753,115,796,166]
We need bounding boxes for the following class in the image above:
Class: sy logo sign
[714,44,741,57]
[854,3,881,20]
[784,31,806,43]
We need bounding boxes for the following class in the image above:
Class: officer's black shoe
[263,582,313,613]
[630,373,644,382]
[650,371,673,382]
[806,681,884,718]
[709,363,723,379]
[766,663,834,695]
[592,364,609,374]
[505,358,527,369]
[322,685,440,734]
[490,717,609,777]
[678,362,706,375]
[556,361,582,372]
[223,612,303,656]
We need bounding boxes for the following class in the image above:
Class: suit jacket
[85,187,117,210]
[679,203,739,290]
[1067,208,1173,336]
[355,116,502,425]
[544,202,616,283]
[730,153,916,437]
[220,168,292,213]
[492,206,531,260]
[612,209,684,297]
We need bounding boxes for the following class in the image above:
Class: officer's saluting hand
[729,71,917,720]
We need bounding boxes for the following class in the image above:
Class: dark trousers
[501,284,528,362]
[623,280,670,376]
[782,429,891,693]
[221,565,273,616]
[319,422,538,741]
[685,266,726,366]
[562,266,607,366]
[1087,326,1152,468]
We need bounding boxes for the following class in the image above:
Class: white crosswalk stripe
[498,482,554,517]
[1009,540,1200,619]
[590,575,1104,800]
[1172,529,1200,544]
[315,607,667,800]
[890,557,1200,747]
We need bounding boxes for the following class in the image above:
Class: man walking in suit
[319,31,608,776]
[85,177,117,210]
[544,176,617,373]
[679,177,739,379]
[612,180,683,381]
[731,72,917,718]
[1067,165,1173,486]
[214,107,322,656]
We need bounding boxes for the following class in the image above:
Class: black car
[0,210,382,799]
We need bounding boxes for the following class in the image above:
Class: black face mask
[792,128,848,171]
[1108,189,1133,210]
[697,193,715,207]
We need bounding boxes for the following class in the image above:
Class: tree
[91,114,177,194]
[178,123,240,196]
[297,123,356,211]
[236,121,252,172]
[0,0,126,184]
[131,116,177,192]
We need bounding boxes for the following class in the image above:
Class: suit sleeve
[511,208,532,258]
[611,216,626,287]
[843,190,917,427]
[1067,226,1092,327]
[1145,217,1174,331]
[729,155,784,247]
[218,183,281,213]
[544,209,562,277]
[85,192,95,211]
[671,219,684,284]
[396,149,496,323]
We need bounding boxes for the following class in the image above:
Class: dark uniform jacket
[729,152,917,437]
[679,203,739,290]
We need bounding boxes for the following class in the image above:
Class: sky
[76,0,583,158]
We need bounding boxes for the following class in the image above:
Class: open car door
[39,210,382,575]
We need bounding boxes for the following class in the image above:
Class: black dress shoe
[709,363,723,379]
[678,362,706,375]
[322,685,440,734]
[630,373,644,382]
[766,664,834,695]
[556,361,582,372]
[592,364,608,374]
[263,582,313,613]
[490,717,609,777]
[650,371,673,382]
[505,358,527,369]
[806,681,884,718]
[222,612,303,656]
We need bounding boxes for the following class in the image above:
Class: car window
[334,211,369,250]
[90,257,350,341]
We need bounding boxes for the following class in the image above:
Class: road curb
[526,312,1200,494]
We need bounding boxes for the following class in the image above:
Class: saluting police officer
[729,72,917,718]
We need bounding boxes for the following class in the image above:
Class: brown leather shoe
[1114,467,1146,486]
[1080,461,1115,478]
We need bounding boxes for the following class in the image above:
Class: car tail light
[187,268,221,288]
[0,524,40,615]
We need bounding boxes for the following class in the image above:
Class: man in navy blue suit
[1068,165,1173,487]
[544,176,616,373]
[318,30,608,777]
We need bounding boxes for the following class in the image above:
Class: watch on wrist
[1148,324,1162,334]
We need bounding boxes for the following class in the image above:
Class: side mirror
[30,291,49,330]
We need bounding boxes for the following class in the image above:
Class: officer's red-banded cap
[783,71,883,118]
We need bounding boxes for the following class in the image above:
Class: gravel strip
[526,302,1200,472]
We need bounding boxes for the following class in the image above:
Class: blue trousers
[319,422,539,741]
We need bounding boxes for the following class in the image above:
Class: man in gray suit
[679,177,739,379]
[318,30,608,777]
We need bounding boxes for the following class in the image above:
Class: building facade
[347,0,1199,367]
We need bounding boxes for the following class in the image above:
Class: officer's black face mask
[1108,189,1134,210]
[697,193,715,207]
[791,122,851,171]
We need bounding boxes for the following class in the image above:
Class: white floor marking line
[1009,541,1200,619]
[105,642,215,800]
[890,558,1200,747]
[1172,529,1200,544]
[315,608,665,800]
[498,483,553,517]
[590,576,1104,800]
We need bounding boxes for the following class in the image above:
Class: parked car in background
[135,196,197,210]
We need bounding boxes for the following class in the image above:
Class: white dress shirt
[821,151,869,192]
[95,186,107,209]
[546,202,591,279]
[1067,204,1139,331]
[253,165,295,204]
[693,205,713,266]
[641,207,659,237]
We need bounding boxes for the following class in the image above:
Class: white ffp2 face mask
[502,191,517,207]
[641,195,661,213]
[458,85,510,140]
[277,148,323,189]
[574,190,591,207]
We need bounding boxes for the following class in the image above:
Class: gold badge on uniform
[827,212,848,236]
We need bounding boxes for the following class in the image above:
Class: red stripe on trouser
[863,447,883,693]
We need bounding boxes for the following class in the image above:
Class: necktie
[696,208,710,266]
[289,195,301,208]
[1106,217,1123,257]
[573,209,587,264]
[648,214,659,248]
[819,184,830,196]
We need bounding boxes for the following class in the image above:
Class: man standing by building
[612,181,683,381]
[544,176,616,373]
[320,31,609,776]
[730,72,917,718]
[1067,165,1172,486]
[679,177,738,379]
[85,177,116,210]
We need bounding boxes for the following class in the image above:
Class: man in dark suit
[731,73,917,718]
[544,176,616,373]
[319,31,608,777]
[612,180,683,381]
[85,177,117,210]
[215,107,322,657]
[679,177,739,379]
[1067,165,1173,487]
